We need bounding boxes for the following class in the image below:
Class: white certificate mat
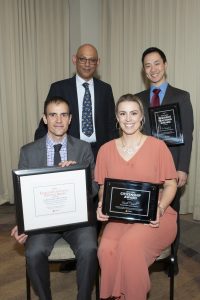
[12,165,91,234]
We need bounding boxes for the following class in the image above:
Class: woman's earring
[140,117,145,131]
[116,121,120,130]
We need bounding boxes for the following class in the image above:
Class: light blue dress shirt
[150,82,168,105]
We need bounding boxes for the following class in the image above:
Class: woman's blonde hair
[115,94,145,132]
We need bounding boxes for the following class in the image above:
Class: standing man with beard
[135,47,193,274]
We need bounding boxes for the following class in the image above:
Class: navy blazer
[135,84,194,173]
[35,76,117,158]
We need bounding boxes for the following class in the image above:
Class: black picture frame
[12,164,92,234]
[148,103,184,145]
[102,178,160,223]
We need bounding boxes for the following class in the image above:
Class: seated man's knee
[25,243,49,268]
[78,242,97,263]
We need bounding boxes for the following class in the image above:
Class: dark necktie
[151,88,161,107]
[54,144,62,166]
[82,82,93,137]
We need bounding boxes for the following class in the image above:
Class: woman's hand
[96,203,109,222]
[11,225,28,244]
[149,178,177,228]
[96,185,109,222]
[149,206,161,228]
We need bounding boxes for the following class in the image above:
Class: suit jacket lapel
[143,89,150,103]
[162,84,173,105]
[36,137,48,167]
[69,76,80,137]
[93,78,100,130]
[67,135,76,161]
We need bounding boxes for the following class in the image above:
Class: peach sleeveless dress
[95,136,177,300]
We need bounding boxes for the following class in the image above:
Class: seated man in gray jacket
[11,97,98,300]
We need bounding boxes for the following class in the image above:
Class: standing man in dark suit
[35,43,117,160]
[135,47,194,274]
[11,97,98,300]
[35,43,117,273]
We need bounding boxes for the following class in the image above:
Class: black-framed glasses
[77,57,98,65]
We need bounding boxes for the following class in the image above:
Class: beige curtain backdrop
[99,0,200,220]
[1,0,200,221]
[0,0,69,204]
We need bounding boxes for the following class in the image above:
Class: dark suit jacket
[19,135,98,198]
[135,84,194,173]
[34,76,117,159]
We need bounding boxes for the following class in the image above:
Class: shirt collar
[150,81,168,95]
[46,134,67,148]
[76,74,94,86]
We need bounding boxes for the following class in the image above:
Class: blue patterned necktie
[82,82,93,137]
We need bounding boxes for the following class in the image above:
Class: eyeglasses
[77,57,98,65]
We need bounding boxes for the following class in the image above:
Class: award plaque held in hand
[102,178,159,224]
[148,103,184,145]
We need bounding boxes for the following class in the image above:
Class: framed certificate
[12,164,92,234]
[102,178,159,223]
[148,103,184,145]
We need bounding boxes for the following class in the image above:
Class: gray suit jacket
[135,84,194,173]
[19,135,98,197]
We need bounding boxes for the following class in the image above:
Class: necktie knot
[83,82,89,89]
[153,88,161,95]
[151,89,161,107]
[54,144,62,152]
[53,144,62,166]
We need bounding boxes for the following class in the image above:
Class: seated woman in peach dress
[95,94,177,300]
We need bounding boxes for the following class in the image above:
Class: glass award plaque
[102,178,159,224]
[148,103,184,145]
